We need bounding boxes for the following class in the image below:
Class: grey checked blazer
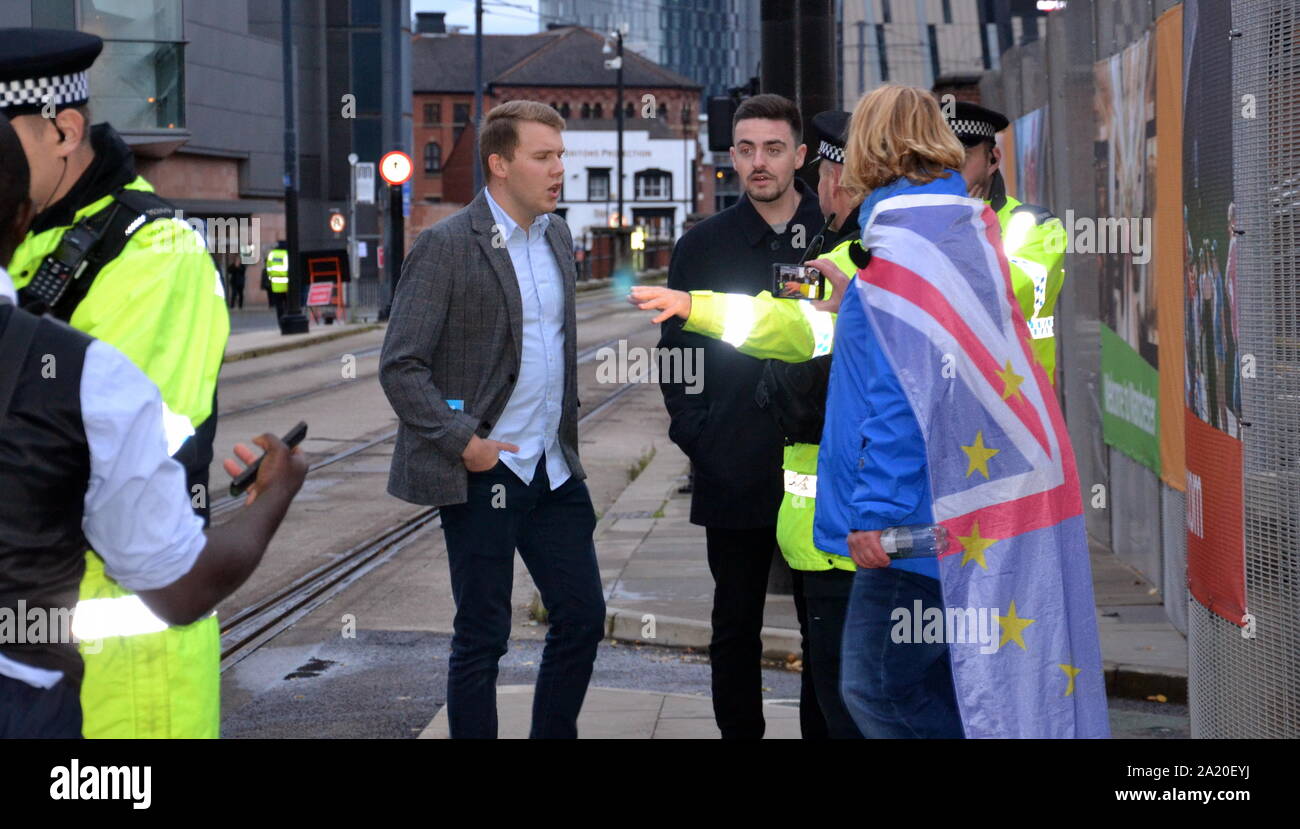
[379,189,585,506]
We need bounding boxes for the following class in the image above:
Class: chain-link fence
[977,0,1299,736]
[1187,0,1300,738]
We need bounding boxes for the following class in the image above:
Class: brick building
[410,23,703,245]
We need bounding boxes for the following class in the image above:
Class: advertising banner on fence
[1101,323,1161,472]
[1095,31,1159,473]
[1014,106,1050,208]
[1182,0,1246,625]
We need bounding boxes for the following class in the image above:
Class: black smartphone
[772,263,824,300]
[228,421,308,498]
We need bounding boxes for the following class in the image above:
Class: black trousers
[0,673,82,738]
[797,568,865,739]
[705,526,779,739]
[438,458,605,739]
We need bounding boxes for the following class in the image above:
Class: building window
[942,0,953,24]
[881,0,893,24]
[78,0,186,130]
[423,102,441,125]
[657,103,668,120]
[560,102,572,118]
[592,102,603,118]
[588,168,611,201]
[453,102,471,144]
[581,102,592,119]
[635,169,671,200]
[625,101,635,119]
[424,142,442,173]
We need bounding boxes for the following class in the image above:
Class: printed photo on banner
[1183,0,1242,438]
[1095,31,1160,471]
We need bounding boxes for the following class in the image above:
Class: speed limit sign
[379,150,414,186]
[328,212,346,233]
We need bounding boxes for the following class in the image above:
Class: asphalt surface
[221,631,1189,738]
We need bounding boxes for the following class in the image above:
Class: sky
[409,1,545,35]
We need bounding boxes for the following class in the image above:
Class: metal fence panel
[1187,0,1300,738]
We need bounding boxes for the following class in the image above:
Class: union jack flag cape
[858,191,1110,738]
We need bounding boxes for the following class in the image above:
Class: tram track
[217,377,646,672]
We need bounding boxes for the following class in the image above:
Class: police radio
[19,188,174,320]
[20,211,117,314]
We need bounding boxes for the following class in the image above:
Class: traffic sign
[379,150,413,186]
[328,212,346,233]
[354,162,375,204]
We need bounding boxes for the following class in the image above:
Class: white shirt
[483,187,570,489]
[0,266,207,689]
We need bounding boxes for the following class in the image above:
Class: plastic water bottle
[880,524,949,559]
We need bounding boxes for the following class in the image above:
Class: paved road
[221,631,1189,738]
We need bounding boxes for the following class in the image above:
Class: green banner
[1100,324,1161,474]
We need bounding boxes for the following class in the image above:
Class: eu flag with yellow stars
[856,189,1109,738]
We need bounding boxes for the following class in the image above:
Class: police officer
[945,101,1067,381]
[631,111,866,739]
[1,28,230,737]
[266,241,290,318]
[0,108,306,738]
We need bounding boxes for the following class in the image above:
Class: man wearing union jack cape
[815,85,1108,739]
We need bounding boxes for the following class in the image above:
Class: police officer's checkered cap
[1,72,90,111]
[0,28,102,114]
[944,101,1010,146]
[947,118,997,141]
[817,140,845,164]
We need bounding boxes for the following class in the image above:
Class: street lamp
[347,152,358,312]
[603,26,626,229]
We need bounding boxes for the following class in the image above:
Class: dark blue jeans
[840,567,965,739]
[438,457,605,739]
[0,673,82,738]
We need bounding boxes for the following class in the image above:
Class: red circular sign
[379,150,414,186]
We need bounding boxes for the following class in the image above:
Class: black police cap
[0,28,104,115]
[945,101,1010,146]
[809,110,851,165]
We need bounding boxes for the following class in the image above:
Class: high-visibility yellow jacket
[8,174,230,738]
[683,236,856,573]
[997,195,1067,382]
[266,248,289,293]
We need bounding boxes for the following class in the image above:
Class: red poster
[1184,408,1247,624]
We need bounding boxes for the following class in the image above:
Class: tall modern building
[841,0,1055,108]
[539,0,761,100]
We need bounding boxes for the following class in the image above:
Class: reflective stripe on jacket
[8,174,229,738]
[683,236,860,572]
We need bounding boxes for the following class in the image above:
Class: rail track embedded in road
[216,377,646,670]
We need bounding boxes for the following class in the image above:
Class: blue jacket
[812,171,968,579]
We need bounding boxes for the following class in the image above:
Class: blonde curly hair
[840,84,966,200]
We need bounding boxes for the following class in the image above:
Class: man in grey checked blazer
[379,101,604,739]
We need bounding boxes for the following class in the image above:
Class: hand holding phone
[772,263,824,300]
[227,421,308,500]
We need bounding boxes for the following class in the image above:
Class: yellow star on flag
[1059,663,1081,697]
[957,521,998,569]
[962,431,1000,479]
[995,359,1025,401]
[996,600,1035,651]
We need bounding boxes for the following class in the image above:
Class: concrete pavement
[420,685,802,739]
[548,439,1191,704]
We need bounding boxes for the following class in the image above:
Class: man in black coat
[657,93,824,739]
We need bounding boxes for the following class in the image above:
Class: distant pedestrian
[228,260,246,309]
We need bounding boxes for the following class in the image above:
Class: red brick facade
[412,85,700,212]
